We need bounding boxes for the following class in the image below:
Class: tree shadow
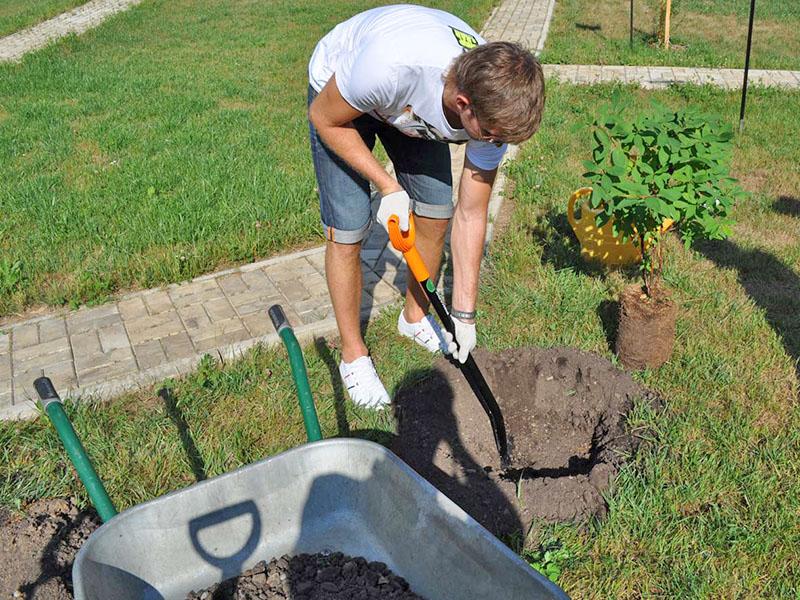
[597,299,620,353]
[158,387,207,482]
[575,23,601,32]
[773,195,800,217]
[696,239,800,382]
[527,207,604,277]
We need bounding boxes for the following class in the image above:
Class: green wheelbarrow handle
[269,305,323,443]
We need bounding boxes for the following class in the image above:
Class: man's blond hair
[446,42,545,144]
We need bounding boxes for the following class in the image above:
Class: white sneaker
[339,356,391,409]
[397,311,448,353]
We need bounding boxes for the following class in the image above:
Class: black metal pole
[630,0,634,48]
[739,0,757,133]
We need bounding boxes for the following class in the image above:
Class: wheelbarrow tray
[73,438,568,600]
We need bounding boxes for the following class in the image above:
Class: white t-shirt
[308,4,507,171]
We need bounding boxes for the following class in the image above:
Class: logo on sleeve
[450,27,478,50]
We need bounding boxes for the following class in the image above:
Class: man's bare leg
[326,240,367,363]
[403,215,449,322]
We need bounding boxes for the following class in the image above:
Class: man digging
[308,4,545,408]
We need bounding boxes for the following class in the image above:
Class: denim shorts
[308,86,454,244]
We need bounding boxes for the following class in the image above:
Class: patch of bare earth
[391,347,661,540]
[0,498,100,600]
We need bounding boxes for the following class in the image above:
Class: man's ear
[454,92,471,113]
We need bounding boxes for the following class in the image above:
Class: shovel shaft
[388,216,509,460]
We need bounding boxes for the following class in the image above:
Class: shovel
[387,214,510,464]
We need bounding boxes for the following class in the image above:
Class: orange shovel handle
[387,214,429,283]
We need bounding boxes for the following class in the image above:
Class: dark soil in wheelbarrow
[391,346,661,538]
[187,552,426,599]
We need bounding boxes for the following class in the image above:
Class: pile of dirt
[0,498,101,600]
[186,552,426,600]
[391,346,660,538]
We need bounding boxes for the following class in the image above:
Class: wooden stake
[664,0,672,49]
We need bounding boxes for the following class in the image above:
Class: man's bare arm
[308,75,401,196]
[450,157,498,320]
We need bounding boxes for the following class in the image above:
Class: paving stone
[203,297,237,322]
[125,311,185,345]
[305,251,326,273]
[191,320,251,352]
[365,279,401,304]
[217,273,249,296]
[278,279,311,303]
[77,350,138,386]
[169,279,223,308]
[67,304,121,334]
[240,269,278,294]
[133,339,168,371]
[13,336,71,364]
[141,290,174,315]
[70,330,101,356]
[242,313,274,337]
[264,257,317,283]
[178,304,212,331]
[38,318,67,343]
[73,341,136,376]
[161,332,195,361]
[118,296,149,320]
[227,291,283,317]
[298,271,328,295]
[12,323,39,349]
[298,305,336,324]
[98,322,130,352]
[17,360,77,394]
[0,391,11,410]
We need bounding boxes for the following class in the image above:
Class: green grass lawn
[0,0,87,38]
[0,0,498,318]
[2,82,798,596]
[540,0,800,70]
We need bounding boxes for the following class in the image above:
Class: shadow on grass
[158,387,207,482]
[773,195,800,217]
[527,209,598,275]
[597,299,620,352]
[696,238,800,382]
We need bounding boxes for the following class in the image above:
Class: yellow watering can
[567,188,673,268]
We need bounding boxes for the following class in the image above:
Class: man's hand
[443,317,476,364]
[377,190,411,232]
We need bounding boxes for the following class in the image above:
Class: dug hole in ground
[0,347,659,599]
[392,346,661,537]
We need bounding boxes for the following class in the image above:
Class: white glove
[377,190,411,232]
[443,317,476,364]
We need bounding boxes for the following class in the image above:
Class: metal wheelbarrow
[34,305,569,600]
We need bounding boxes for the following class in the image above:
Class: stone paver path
[543,64,800,89]
[0,0,142,62]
